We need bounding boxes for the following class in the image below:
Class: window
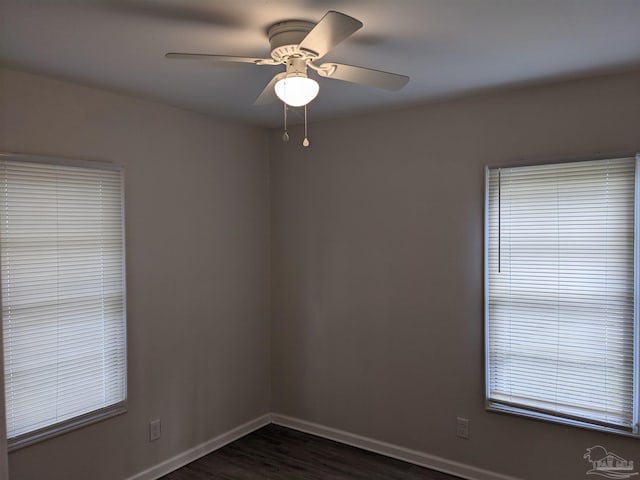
[485,155,638,436]
[0,154,127,449]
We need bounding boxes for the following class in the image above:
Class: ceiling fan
[165,11,409,145]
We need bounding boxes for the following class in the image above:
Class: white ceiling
[2,0,640,127]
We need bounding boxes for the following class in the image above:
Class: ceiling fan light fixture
[274,74,319,107]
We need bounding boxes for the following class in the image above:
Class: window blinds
[0,157,126,443]
[486,156,637,432]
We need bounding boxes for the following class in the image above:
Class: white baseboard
[126,412,521,480]
[271,413,522,480]
[125,414,271,480]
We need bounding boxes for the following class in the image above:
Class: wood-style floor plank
[160,424,461,480]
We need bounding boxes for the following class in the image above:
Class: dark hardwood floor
[161,424,461,480]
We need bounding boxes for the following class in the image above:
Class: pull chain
[282,104,289,142]
[302,104,310,147]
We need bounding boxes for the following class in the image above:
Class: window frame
[0,153,128,451]
[483,154,640,438]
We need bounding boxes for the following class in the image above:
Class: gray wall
[3,64,640,480]
[0,67,271,480]
[269,70,640,480]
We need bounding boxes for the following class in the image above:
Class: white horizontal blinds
[0,159,126,439]
[487,157,637,429]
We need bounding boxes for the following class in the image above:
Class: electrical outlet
[149,419,161,442]
[456,417,470,439]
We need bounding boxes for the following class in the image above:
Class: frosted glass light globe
[275,75,319,107]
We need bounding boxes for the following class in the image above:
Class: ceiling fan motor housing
[268,20,317,62]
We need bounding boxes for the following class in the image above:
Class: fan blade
[298,11,363,59]
[317,63,409,90]
[254,73,286,105]
[165,53,277,65]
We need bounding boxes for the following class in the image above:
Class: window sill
[486,400,640,439]
[8,402,127,452]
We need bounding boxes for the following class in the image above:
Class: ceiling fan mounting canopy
[165,10,409,107]
[267,21,317,62]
